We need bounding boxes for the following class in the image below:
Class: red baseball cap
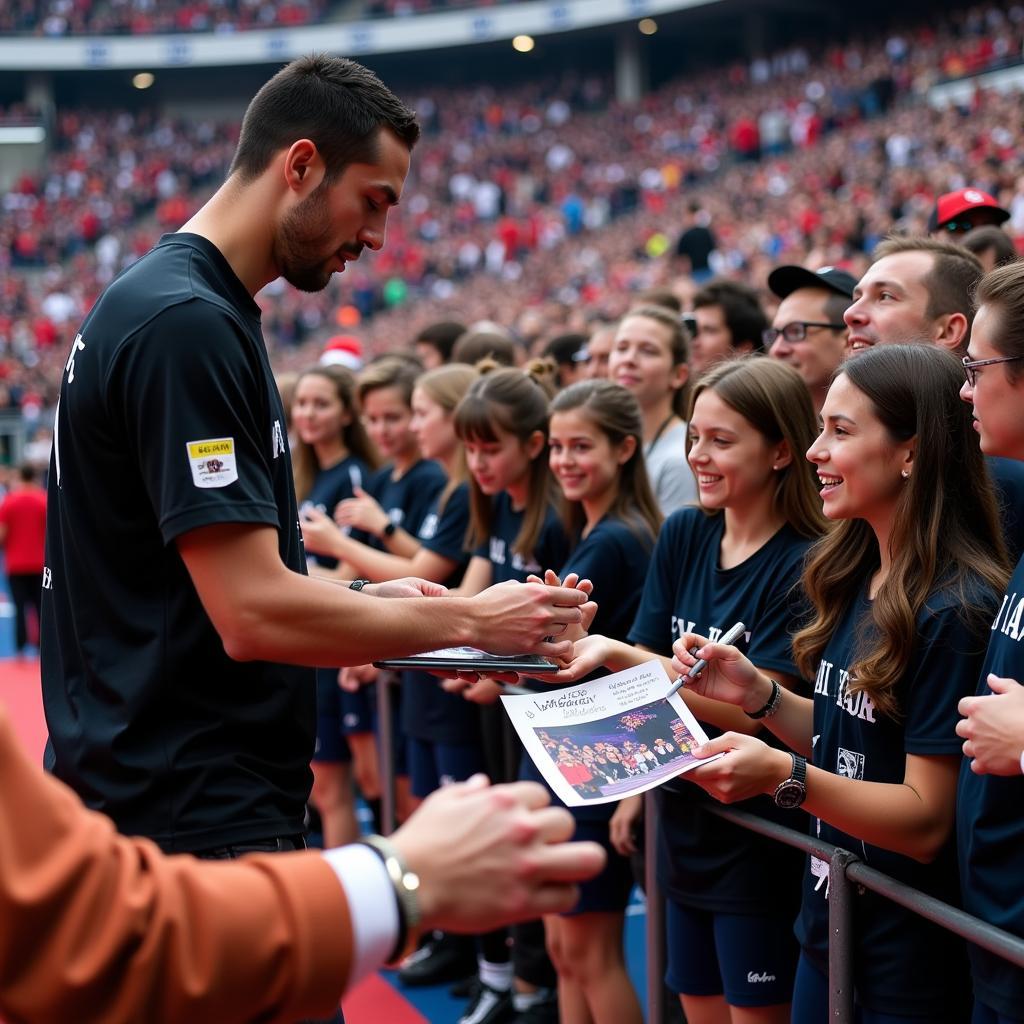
[928,187,1009,232]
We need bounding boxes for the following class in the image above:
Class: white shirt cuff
[322,844,400,988]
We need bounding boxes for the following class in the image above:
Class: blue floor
[383,891,650,1022]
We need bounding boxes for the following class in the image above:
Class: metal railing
[371,680,1024,1022]
[643,795,1024,1023]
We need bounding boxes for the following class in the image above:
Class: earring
[901,470,910,480]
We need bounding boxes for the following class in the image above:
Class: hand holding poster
[500,659,722,807]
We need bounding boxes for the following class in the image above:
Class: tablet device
[373,646,560,674]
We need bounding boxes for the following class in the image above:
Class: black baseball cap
[767,265,858,301]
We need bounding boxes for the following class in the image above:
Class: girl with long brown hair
[674,344,1008,1022]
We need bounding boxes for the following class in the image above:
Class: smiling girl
[291,363,379,847]
[608,304,697,516]
[675,345,1008,1023]
[448,359,571,1024]
[554,356,826,1024]
[540,379,662,1024]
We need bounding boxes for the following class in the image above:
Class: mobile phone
[373,646,560,674]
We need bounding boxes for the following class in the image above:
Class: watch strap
[382,520,397,538]
[349,578,371,592]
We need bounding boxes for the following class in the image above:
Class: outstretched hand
[683,732,791,804]
[391,775,606,932]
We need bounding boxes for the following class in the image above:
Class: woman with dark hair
[556,356,826,1024]
[675,345,1008,1022]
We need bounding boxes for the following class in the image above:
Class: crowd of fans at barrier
[4,2,1024,438]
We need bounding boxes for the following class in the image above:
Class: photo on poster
[501,659,721,806]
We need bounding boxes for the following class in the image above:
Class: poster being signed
[500,660,721,807]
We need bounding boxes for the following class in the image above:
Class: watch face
[775,781,805,809]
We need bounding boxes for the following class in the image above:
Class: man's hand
[471,580,588,659]
[526,570,597,638]
[363,578,449,599]
[957,674,1024,776]
[391,775,606,932]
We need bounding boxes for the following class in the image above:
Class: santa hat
[320,335,364,371]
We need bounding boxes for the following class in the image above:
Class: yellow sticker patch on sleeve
[186,437,238,488]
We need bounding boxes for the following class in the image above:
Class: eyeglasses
[962,353,1024,387]
[940,220,977,234]
[762,321,846,346]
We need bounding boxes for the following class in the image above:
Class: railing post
[643,791,666,1024]
[828,848,858,1022]
[375,672,396,835]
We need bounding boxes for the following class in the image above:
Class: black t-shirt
[401,482,481,745]
[628,508,810,914]
[520,515,656,822]
[42,233,313,852]
[958,553,1024,1017]
[797,585,992,1015]
[675,224,715,271]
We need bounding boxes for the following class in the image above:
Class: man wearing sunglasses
[928,186,1010,238]
[765,264,855,413]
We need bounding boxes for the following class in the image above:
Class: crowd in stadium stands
[3,3,1024,429]
[0,0,331,36]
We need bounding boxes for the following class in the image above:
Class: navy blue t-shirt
[958,553,1024,1017]
[521,515,656,822]
[798,584,993,1015]
[628,508,811,914]
[989,455,1024,565]
[475,491,571,586]
[303,454,369,571]
[401,483,480,745]
[360,459,446,551]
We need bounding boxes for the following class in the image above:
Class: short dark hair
[692,280,768,352]
[974,261,1024,382]
[872,235,983,326]
[633,287,682,313]
[452,329,518,368]
[542,333,588,367]
[415,320,467,364]
[230,54,419,183]
[962,225,1018,268]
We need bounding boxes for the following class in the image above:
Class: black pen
[664,621,746,700]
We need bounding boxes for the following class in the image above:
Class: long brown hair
[792,345,1009,717]
[455,358,559,557]
[291,364,380,502]
[550,379,662,545]
[415,363,478,513]
[688,355,828,540]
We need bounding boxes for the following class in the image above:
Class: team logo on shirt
[271,420,286,459]
[836,747,865,780]
[186,437,238,488]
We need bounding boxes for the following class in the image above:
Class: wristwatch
[382,520,397,539]
[773,753,807,809]
[349,578,371,592]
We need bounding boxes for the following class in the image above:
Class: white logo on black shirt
[419,513,439,540]
[64,333,85,384]
[271,420,286,459]
[992,591,1024,641]
[42,567,53,590]
[837,747,865,779]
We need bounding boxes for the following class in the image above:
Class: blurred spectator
[928,187,1011,238]
[674,203,717,284]
[576,323,615,381]
[542,332,588,388]
[413,319,466,369]
[0,464,46,657]
[451,328,518,367]
[963,225,1019,272]
[690,280,768,378]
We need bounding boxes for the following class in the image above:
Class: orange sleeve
[0,704,352,1024]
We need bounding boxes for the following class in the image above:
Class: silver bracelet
[357,834,422,964]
